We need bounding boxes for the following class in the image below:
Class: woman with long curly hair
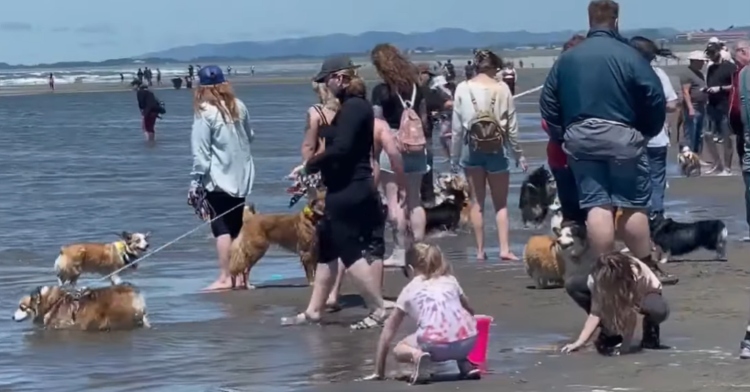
[371,43,427,268]
[189,65,255,292]
[561,252,670,356]
[451,49,527,261]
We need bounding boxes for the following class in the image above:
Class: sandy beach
[1,63,748,392]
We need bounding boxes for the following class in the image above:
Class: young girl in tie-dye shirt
[364,243,480,384]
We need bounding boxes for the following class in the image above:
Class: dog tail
[228,238,247,276]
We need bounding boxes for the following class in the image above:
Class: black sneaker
[641,321,670,350]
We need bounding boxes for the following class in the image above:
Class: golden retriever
[228,192,325,289]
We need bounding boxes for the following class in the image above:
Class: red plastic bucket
[467,314,493,371]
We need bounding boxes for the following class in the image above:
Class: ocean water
[0,82,717,392]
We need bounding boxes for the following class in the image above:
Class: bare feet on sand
[476,251,487,260]
[202,278,234,292]
[501,252,519,261]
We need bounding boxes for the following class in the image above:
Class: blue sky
[1,0,746,64]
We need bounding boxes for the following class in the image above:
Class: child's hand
[358,373,385,381]
[561,341,583,354]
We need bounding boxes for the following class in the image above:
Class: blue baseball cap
[197,65,226,85]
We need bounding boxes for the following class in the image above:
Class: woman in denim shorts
[371,44,429,267]
[450,50,527,261]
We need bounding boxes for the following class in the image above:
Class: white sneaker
[383,248,406,268]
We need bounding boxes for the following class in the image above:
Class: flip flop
[280,312,320,326]
[325,303,342,313]
[350,313,385,330]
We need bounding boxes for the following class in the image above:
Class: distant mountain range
[2,26,746,69]
[142,27,682,61]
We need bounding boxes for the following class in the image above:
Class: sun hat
[197,65,226,86]
[312,55,360,83]
[687,50,707,61]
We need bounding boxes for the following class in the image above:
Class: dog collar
[303,206,315,218]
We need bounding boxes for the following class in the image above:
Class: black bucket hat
[312,55,361,83]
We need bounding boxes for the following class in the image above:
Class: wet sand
[2,65,748,392]
[290,176,750,392]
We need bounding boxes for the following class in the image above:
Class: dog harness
[114,241,137,265]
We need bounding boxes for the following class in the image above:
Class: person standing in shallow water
[136,84,163,141]
[283,56,387,329]
[451,49,527,261]
[371,43,429,268]
[189,65,255,292]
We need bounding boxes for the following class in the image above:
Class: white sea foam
[0,61,328,87]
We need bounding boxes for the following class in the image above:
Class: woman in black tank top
[300,82,347,312]
[283,57,387,329]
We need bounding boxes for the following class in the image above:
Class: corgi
[12,284,149,331]
[54,232,150,286]
[523,235,566,289]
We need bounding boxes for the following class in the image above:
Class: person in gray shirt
[679,51,708,155]
[189,65,255,292]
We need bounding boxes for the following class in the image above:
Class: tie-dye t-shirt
[396,275,477,343]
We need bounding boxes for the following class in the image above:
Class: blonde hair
[193,82,239,122]
[311,81,340,112]
[406,243,452,279]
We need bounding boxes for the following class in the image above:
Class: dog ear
[552,226,562,238]
[120,231,132,240]
[144,231,151,238]
[573,224,587,239]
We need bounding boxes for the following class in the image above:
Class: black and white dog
[649,214,728,263]
[519,166,557,228]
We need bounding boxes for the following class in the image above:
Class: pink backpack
[395,85,426,154]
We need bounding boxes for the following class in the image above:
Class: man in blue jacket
[540,1,674,283]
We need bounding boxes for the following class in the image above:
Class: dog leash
[98,202,245,282]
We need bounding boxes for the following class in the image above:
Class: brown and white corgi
[54,231,150,286]
[12,284,149,331]
[523,234,566,289]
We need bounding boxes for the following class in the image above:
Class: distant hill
[0,27,685,69]
[142,27,682,61]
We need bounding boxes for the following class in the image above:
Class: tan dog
[677,146,701,177]
[54,232,150,286]
[523,235,566,289]
[12,284,149,331]
[228,192,325,289]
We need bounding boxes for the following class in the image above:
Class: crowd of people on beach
[18,0,750,386]
[180,0,750,383]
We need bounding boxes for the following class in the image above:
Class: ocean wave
[0,62,328,87]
